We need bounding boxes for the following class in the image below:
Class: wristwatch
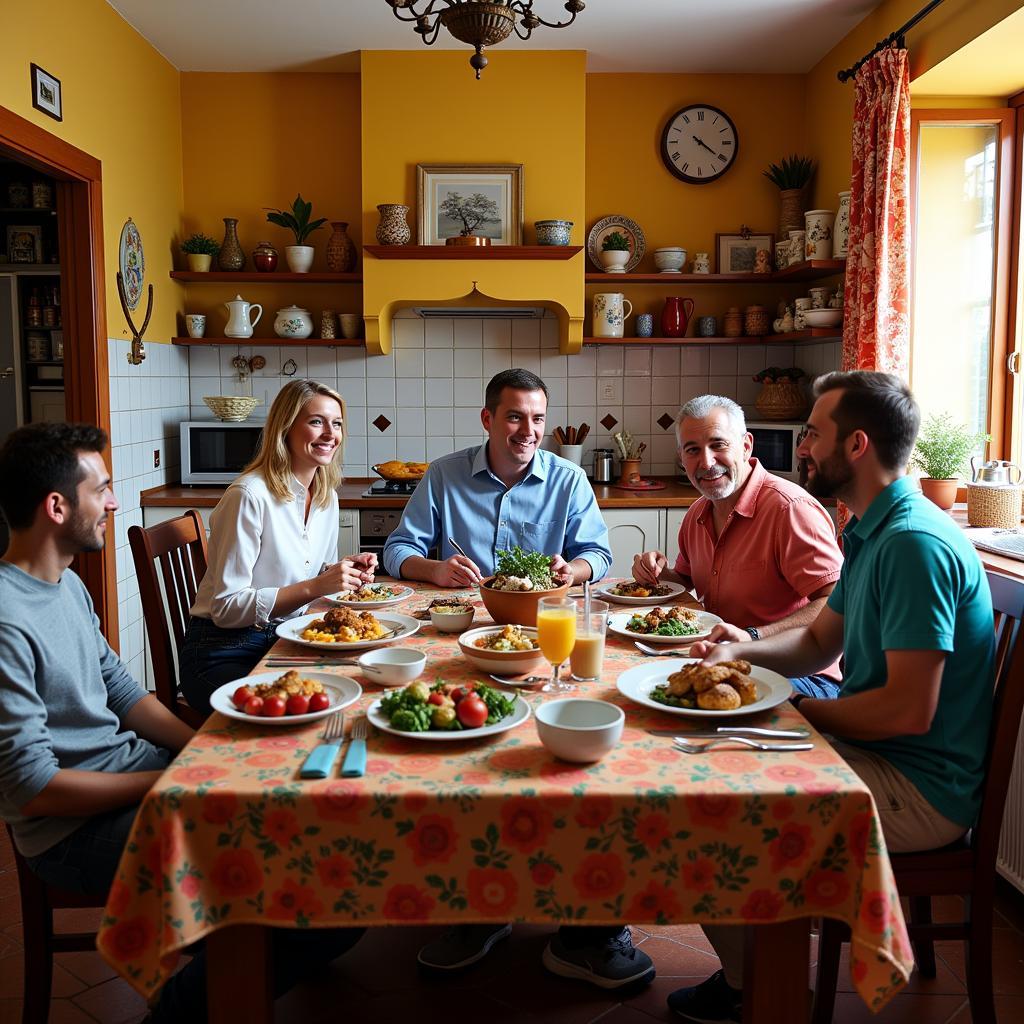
[745,626,760,641]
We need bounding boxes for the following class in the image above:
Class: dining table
[96,581,913,1022]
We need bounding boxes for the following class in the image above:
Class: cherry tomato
[243,696,264,716]
[308,692,331,713]
[427,692,446,706]
[262,695,287,717]
[450,686,472,704]
[232,685,254,709]
[456,694,488,729]
[286,693,310,716]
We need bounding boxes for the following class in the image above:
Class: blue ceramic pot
[635,313,655,338]
[534,220,573,246]
[697,316,718,337]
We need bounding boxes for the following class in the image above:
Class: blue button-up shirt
[382,444,612,581]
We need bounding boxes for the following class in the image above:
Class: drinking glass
[536,596,576,693]
[570,598,609,682]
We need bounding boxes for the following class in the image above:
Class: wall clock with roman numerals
[660,104,739,184]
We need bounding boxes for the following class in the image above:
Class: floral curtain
[842,46,911,375]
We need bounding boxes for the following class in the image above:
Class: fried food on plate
[698,683,742,711]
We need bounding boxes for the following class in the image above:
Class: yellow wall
[359,50,587,353]
[0,0,184,344]
[177,73,362,337]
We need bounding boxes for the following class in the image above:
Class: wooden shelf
[364,245,582,260]
[0,206,56,215]
[583,329,841,346]
[585,259,846,284]
[22,324,61,331]
[0,263,60,273]
[171,336,364,347]
[170,271,362,283]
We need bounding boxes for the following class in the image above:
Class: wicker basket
[754,380,806,421]
[203,395,262,422]
[967,482,1022,529]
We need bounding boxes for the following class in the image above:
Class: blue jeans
[26,747,362,1022]
[179,616,278,714]
[790,674,841,699]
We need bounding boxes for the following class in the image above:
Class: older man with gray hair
[633,394,843,698]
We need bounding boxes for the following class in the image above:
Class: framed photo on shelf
[417,163,523,245]
[30,64,62,122]
[715,231,774,274]
[6,225,43,264]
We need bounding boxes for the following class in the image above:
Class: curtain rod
[837,0,946,82]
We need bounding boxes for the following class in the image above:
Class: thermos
[593,449,614,483]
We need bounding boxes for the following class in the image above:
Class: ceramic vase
[285,245,314,273]
[326,221,357,271]
[834,191,851,258]
[252,241,278,272]
[376,204,410,246]
[697,316,718,337]
[635,313,655,338]
[218,217,246,271]
[804,210,835,260]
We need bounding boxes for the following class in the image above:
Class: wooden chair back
[128,510,208,727]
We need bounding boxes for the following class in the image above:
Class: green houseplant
[599,230,631,273]
[264,194,327,272]
[763,154,816,240]
[180,233,219,272]
[912,413,988,510]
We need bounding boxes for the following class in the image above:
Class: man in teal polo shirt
[666,371,994,1024]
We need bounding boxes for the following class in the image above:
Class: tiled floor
[2,828,1023,1022]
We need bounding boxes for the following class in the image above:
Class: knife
[299,711,345,779]
[646,726,811,739]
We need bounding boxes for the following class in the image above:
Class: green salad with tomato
[379,680,516,732]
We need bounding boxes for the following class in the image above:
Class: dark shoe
[666,969,742,1022]
[417,923,513,970]
[542,926,655,989]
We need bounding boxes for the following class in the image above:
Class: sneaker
[542,927,655,989]
[666,969,742,1023]
[416,923,513,970]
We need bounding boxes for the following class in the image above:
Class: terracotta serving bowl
[457,625,546,676]
[478,576,571,626]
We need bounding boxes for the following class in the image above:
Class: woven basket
[754,380,806,421]
[203,395,262,422]
[967,483,1022,529]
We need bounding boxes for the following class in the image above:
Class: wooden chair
[128,509,209,728]
[812,570,1024,1024]
[4,823,102,1024]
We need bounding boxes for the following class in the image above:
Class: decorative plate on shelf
[118,218,145,311]
[587,215,646,272]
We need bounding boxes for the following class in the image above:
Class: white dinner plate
[595,580,690,606]
[367,693,532,741]
[276,612,420,651]
[607,608,723,644]
[617,659,792,718]
[327,583,415,609]
[209,671,362,725]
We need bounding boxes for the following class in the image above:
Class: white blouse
[190,472,339,629]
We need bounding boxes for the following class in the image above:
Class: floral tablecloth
[97,583,912,1010]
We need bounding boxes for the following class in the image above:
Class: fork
[299,711,345,779]
[341,717,370,777]
[673,736,813,754]
[634,641,699,657]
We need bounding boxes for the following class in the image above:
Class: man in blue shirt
[667,372,994,1023]
[383,368,612,587]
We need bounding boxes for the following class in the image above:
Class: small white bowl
[803,308,842,328]
[357,647,426,687]
[535,699,625,763]
[429,604,475,633]
[653,247,687,273]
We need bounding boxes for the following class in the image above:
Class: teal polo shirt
[827,476,994,828]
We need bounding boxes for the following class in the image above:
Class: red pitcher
[661,296,695,338]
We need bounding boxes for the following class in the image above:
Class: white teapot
[224,295,263,339]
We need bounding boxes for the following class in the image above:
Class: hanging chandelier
[384,1,586,79]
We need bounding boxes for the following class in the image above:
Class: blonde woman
[180,379,376,712]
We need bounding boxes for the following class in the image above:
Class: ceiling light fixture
[385,1,585,79]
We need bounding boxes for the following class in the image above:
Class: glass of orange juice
[537,596,577,693]
[570,598,609,682]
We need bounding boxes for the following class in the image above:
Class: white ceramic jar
[804,210,836,260]
[834,191,851,257]
[274,305,314,339]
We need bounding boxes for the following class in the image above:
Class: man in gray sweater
[0,423,360,1021]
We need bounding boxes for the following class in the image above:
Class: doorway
[0,104,118,646]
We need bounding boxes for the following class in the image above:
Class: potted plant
[599,230,631,273]
[912,413,988,510]
[180,233,219,273]
[265,194,327,272]
[763,154,815,240]
[753,366,806,420]
[439,191,499,247]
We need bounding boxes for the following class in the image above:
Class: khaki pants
[704,741,966,987]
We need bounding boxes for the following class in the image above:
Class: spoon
[488,673,546,686]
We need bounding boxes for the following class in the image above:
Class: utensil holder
[617,458,642,485]
[967,483,1022,529]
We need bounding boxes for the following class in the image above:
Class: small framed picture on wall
[31,64,62,122]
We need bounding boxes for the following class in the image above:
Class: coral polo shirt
[674,459,843,679]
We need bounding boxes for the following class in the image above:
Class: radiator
[997,719,1024,894]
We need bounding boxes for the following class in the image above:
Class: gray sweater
[0,562,158,856]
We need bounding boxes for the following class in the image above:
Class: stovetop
[361,479,420,498]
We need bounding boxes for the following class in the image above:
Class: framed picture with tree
[417,164,523,245]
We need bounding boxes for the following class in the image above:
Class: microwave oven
[746,420,805,483]
[180,420,265,485]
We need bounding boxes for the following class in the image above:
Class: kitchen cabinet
[664,507,687,557]
[602,508,664,579]
[338,508,359,559]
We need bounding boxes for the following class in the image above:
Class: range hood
[413,306,546,319]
